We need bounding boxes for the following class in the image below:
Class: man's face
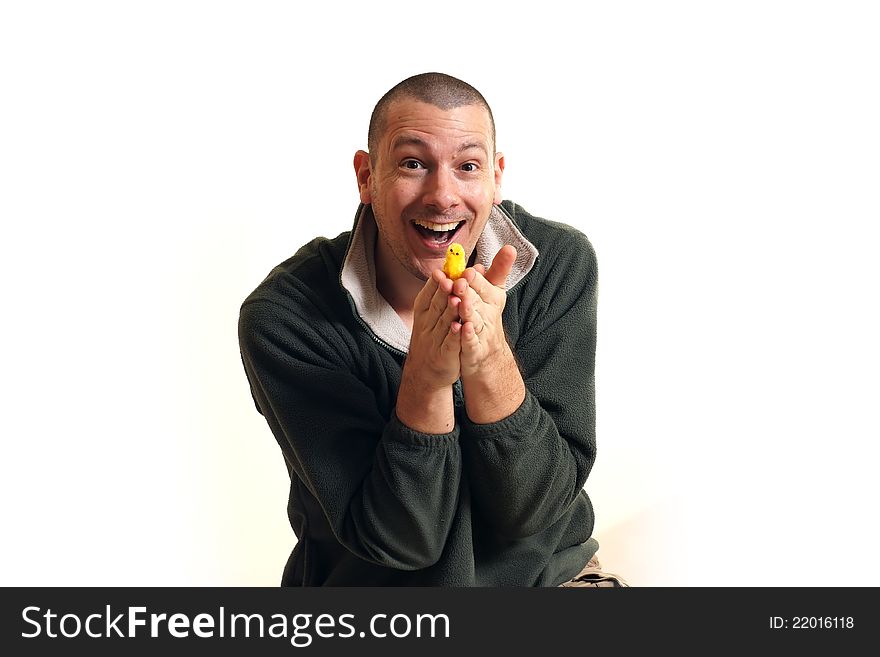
[356,99,504,283]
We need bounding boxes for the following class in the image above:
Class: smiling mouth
[411,218,465,246]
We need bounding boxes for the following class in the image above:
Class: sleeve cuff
[460,389,538,440]
[386,410,461,449]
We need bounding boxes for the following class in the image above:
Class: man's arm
[395,269,462,434]
[456,235,598,539]
[455,245,525,424]
[238,293,462,571]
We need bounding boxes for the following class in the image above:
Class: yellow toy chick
[442,242,466,281]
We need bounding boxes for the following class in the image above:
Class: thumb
[486,245,517,288]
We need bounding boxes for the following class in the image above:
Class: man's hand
[455,246,527,423]
[396,269,462,434]
[455,245,516,378]
[410,269,464,384]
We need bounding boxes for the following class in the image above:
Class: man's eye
[402,160,424,170]
[461,162,478,172]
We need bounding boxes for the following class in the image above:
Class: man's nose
[422,166,459,211]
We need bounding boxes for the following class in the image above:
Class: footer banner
[1,586,871,654]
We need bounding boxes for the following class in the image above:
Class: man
[238,73,623,586]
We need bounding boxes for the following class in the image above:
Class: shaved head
[368,72,496,160]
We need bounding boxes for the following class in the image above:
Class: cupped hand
[454,245,517,378]
[405,268,463,388]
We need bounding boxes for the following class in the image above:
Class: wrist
[396,365,456,434]
[461,347,526,424]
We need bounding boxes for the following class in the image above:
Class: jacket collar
[340,204,539,354]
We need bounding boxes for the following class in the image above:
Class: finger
[485,245,517,288]
[460,320,480,351]
[461,267,491,302]
[427,274,454,319]
[473,263,486,275]
[436,270,454,295]
[434,295,461,335]
[415,270,442,312]
[451,276,472,299]
[440,320,462,356]
[457,290,483,325]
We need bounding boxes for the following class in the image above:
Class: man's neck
[374,241,423,330]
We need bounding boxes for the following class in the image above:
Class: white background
[2,1,878,586]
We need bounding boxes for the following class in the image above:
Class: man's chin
[409,259,443,282]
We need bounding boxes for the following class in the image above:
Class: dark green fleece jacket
[238,200,599,586]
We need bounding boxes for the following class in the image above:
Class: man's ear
[493,152,505,206]
[354,150,372,204]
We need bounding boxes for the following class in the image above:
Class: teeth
[413,219,462,232]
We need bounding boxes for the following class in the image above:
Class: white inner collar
[340,205,539,354]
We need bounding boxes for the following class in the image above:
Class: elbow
[339,534,444,571]
[395,548,443,571]
[494,517,547,541]
[488,485,585,540]
[484,505,552,540]
[392,522,449,569]
[354,518,449,571]
[375,536,445,571]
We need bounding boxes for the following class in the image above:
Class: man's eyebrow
[457,142,488,155]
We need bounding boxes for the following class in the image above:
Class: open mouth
[411,218,465,248]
